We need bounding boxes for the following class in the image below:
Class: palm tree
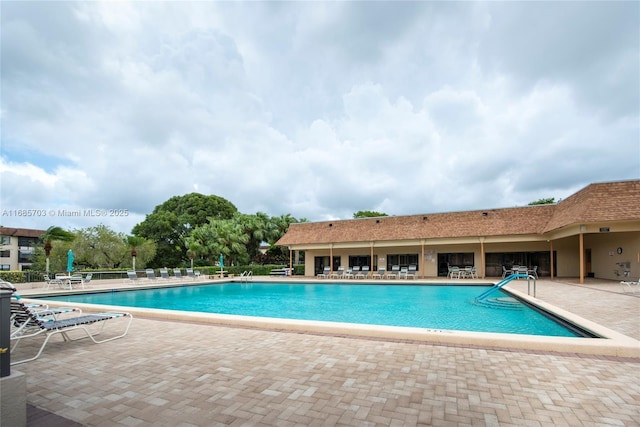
[126,236,146,271]
[187,240,202,269]
[41,226,75,273]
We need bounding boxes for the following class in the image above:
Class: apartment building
[0,227,46,271]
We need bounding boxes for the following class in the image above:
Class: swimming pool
[41,282,586,337]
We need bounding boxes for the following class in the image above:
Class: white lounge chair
[173,269,183,280]
[146,269,157,280]
[330,266,345,279]
[404,265,418,279]
[386,265,400,279]
[341,267,354,279]
[371,267,386,279]
[317,266,330,279]
[620,278,639,293]
[69,274,86,289]
[356,266,370,279]
[159,269,171,280]
[348,266,361,279]
[126,271,139,283]
[10,298,133,365]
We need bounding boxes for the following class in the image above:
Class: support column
[479,238,485,279]
[579,232,585,284]
[370,243,374,272]
[549,240,554,280]
[329,244,333,273]
[289,248,293,276]
[421,241,425,279]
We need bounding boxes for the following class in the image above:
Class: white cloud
[1,1,638,233]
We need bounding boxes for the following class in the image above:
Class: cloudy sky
[1,1,638,234]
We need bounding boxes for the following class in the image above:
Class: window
[0,236,10,245]
[0,250,9,258]
[0,264,10,271]
[437,253,474,276]
[19,249,34,263]
[348,255,373,268]
[18,236,38,247]
[386,254,419,270]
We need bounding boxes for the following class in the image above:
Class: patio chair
[330,266,344,279]
[348,266,361,279]
[449,266,461,279]
[501,266,512,279]
[356,266,370,279]
[468,267,478,279]
[173,269,183,279]
[371,267,386,279]
[619,278,639,293]
[10,299,133,365]
[53,273,72,289]
[399,267,409,279]
[342,267,355,279]
[146,269,157,280]
[186,268,199,279]
[160,269,171,280]
[461,266,474,279]
[386,265,400,279]
[317,266,330,278]
[43,274,65,289]
[126,271,139,283]
[517,266,529,278]
[405,265,417,279]
[69,274,86,289]
[527,266,538,279]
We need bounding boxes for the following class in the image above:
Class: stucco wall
[587,231,640,280]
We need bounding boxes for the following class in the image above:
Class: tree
[40,226,75,273]
[186,219,249,266]
[528,198,556,205]
[187,239,202,269]
[264,213,301,263]
[70,225,156,269]
[126,236,146,271]
[353,210,388,218]
[132,193,237,267]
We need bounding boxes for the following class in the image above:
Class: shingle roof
[276,180,640,246]
[0,227,47,238]
[542,180,640,232]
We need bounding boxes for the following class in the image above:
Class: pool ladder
[239,271,253,282]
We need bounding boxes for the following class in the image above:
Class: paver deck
[10,277,640,426]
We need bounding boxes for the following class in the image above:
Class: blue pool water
[41,283,582,337]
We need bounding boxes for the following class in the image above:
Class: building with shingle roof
[0,227,46,271]
[276,180,640,282]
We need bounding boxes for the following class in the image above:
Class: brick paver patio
[10,278,640,426]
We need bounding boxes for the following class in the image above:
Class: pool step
[475,297,522,310]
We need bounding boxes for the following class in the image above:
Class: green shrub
[0,271,27,283]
